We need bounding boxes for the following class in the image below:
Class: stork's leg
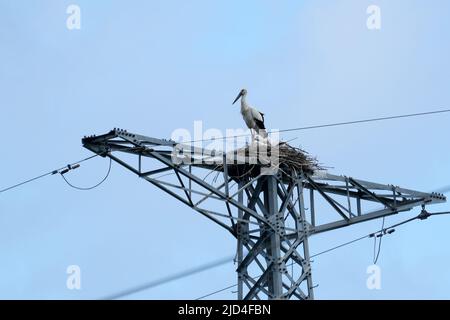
[250,129,255,141]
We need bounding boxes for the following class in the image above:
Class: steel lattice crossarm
[82,128,446,300]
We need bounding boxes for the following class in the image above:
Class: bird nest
[276,143,322,175]
[220,141,323,179]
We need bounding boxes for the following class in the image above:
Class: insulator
[60,164,80,175]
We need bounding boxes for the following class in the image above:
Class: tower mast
[82,128,446,299]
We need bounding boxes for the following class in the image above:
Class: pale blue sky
[1,0,450,299]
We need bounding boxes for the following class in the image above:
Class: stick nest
[223,141,323,179]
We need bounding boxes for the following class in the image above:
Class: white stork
[232,89,268,141]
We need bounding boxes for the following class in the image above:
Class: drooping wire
[0,154,98,194]
[372,233,378,264]
[182,108,450,144]
[60,157,112,191]
[373,217,385,264]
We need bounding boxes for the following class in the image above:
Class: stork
[232,89,268,141]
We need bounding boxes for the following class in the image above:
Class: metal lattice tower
[82,128,446,300]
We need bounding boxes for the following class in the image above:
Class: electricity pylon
[82,128,446,300]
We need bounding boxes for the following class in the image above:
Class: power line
[99,209,450,300]
[60,157,112,191]
[0,172,56,194]
[5,108,447,194]
[277,109,450,134]
[196,233,373,299]
[195,211,450,299]
[184,108,450,144]
[196,283,238,300]
[194,233,373,299]
[3,107,447,194]
[0,154,99,194]
[429,211,450,216]
[310,234,369,259]
[102,255,235,300]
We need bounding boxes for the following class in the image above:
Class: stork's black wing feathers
[255,118,266,130]
[259,112,265,122]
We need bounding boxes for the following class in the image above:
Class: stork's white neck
[240,95,249,111]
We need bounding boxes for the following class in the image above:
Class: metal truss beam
[82,128,446,300]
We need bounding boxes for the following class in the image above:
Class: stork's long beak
[232,91,243,105]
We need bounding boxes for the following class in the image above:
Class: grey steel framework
[82,128,446,300]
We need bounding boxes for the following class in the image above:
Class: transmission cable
[0,154,99,194]
[102,255,235,300]
[3,109,449,194]
[196,283,238,300]
[183,108,450,144]
[195,210,450,299]
[101,210,450,300]
[309,234,369,259]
